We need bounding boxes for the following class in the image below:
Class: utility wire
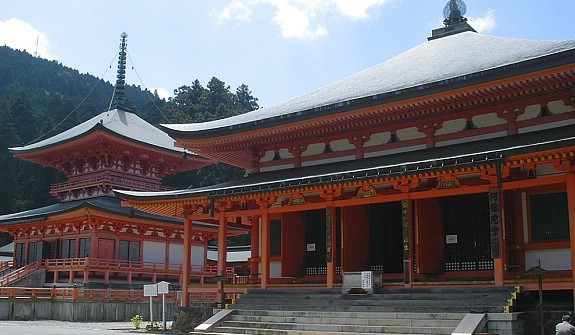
[26,53,118,145]
[126,51,171,123]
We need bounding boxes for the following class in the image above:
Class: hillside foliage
[0,46,258,216]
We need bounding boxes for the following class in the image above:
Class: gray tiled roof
[163,32,575,135]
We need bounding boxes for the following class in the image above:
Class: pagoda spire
[428,0,476,40]
[112,32,128,110]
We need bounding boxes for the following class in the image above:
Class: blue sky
[1,1,574,108]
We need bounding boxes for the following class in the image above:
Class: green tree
[0,103,20,214]
[235,84,259,112]
[10,90,36,145]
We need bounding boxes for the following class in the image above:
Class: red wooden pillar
[492,186,506,287]
[217,211,228,277]
[402,199,413,287]
[566,172,575,304]
[181,215,192,308]
[261,208,270,289]
[250,216,260,280]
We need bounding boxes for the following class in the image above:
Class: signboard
[306,243,316,252]
[143,284,158,297]
[157,281,170,295]
[446,234,458,244]
[361,271,372,290]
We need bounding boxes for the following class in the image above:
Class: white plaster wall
[259,261,283,278]
[435,119,465,136]
[167,244,203,266]
[169,244,184,265]
[302,155,356,167]
[364,132,389,147]
[364,144,427,158]
[191,245,205,266]
[397,127,424,141]
[302,143,325,156]
[472,113,506,128]
[260,164,295,172]
[143,241,166,264]
[519,119,575,134]
[525,249,572,271]
[437,131,507,147]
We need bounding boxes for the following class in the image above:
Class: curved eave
[10,124,214,170]
[117,125,575,205]
[163,45,575,142]
[0,197,186,227]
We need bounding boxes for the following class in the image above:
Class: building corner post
[565,172,575,305]
[181,215,192,308]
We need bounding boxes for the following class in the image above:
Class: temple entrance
[368,202,403,273]
[443,193,492,272]
[304,210,327,275]
[417,193,492,276]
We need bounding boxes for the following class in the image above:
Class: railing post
[73,284,78,299]
[51,286,57,299]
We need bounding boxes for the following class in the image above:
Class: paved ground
[0,320,168,334]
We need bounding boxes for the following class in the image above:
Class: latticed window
[61,239,76,258]
[119,240,140,261]
[530,192,569,241]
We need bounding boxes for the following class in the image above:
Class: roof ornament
[112,32,128,110]
[443,0,467,26]
[428,0,476,40]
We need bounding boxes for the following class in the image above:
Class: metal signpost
[143,282,170,331]
[143,284,158,326]
[157,281,170,331]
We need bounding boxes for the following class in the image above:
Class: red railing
[50,170,173,194]
[44,258,246,279]
[0,287,180,301]
[0,261,14,272]
[0,261,41,286]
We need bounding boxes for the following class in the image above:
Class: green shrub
[131,314,143,329]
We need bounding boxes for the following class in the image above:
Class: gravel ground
[0,320,153,332]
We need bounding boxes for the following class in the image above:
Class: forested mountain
[0,46,259,217]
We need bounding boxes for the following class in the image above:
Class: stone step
[232,309,467,321]
[213,326,450,335]
[238,292,509,301]
[228,314,461,328]
[234,297,506,306]
[220,320,455,334]
[230,303,503,313]
[192,331,434,335]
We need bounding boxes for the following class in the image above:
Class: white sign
[143,284,158,297]
[157,281,170,294]
[361,271,372,290]
[307,243,316,252]
[446,234,458,244]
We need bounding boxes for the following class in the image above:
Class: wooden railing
[50,170,173,194]
[0,261,14,272]
[43,258,244,277]
[44,258,185,272]
[0,287,180,301]
[0,261,41,286]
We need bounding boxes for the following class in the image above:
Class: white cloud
[333,0,389,20]
[218,0,254,23]
[0,18,54,59]
[216,0,390,40]
[150,87,172,100]
[468,9,497,34]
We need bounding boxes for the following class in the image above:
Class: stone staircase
[195,286,517,335]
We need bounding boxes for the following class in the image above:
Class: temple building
[115,1,575,307]
[0,33,247,288]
